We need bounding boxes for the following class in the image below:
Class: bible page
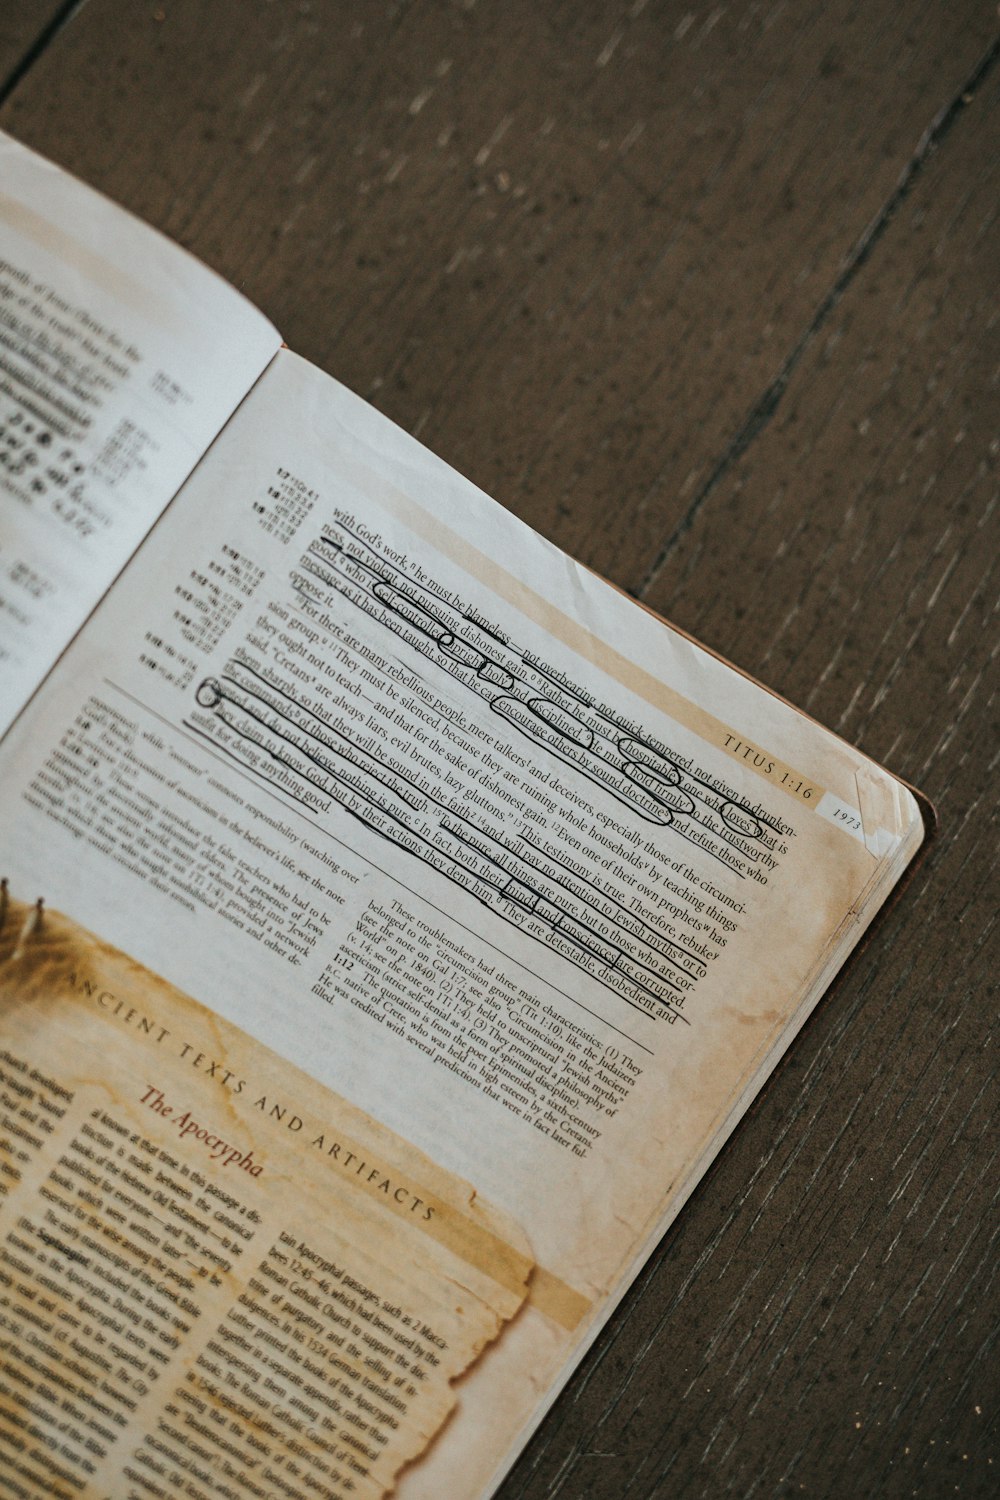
[0,891,531,1498]
[0,133,281,734]
[0,349,924,1497]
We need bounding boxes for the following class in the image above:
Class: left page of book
[0,133,282,735]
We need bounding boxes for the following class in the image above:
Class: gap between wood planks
[1,5,996,608]
[635,31,1000,603]
[0,0,86,109]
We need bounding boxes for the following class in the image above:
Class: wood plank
[1,0,996,591]
[500,67,999,1500]
[0,0,69,87]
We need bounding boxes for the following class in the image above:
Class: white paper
[0,350,924,1498]
[0,133,281,733]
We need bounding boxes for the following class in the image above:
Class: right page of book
[0,349,924,1498]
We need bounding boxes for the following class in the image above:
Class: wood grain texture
[0,0,69,89]
[502,65,999,1500]
[2,0,997,587]
[0,3,997,1497]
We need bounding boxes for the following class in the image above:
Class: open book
[0,133,928,1499]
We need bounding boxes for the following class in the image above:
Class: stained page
[0,891,530,1498]
[0,349,924,1496]
[0,133,281,733]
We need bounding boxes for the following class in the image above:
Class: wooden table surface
[2,3,996,1496]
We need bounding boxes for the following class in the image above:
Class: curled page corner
[815,766,918,860]
[853,765,915,859]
